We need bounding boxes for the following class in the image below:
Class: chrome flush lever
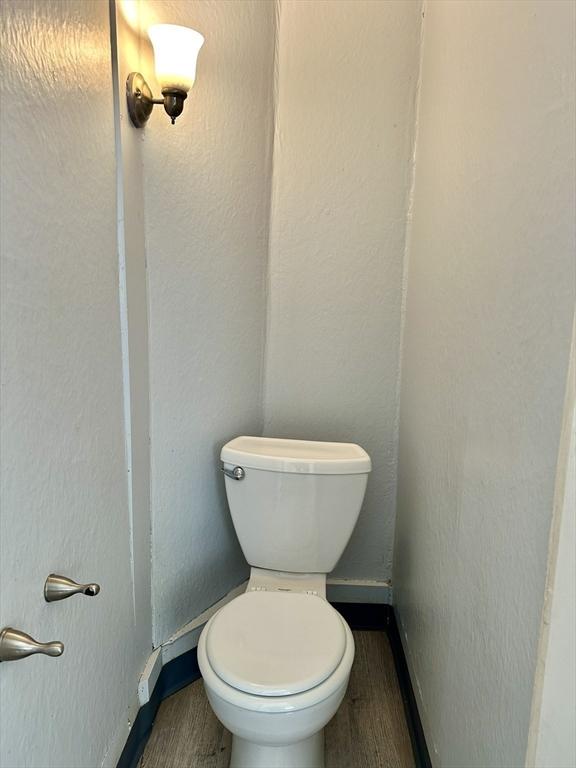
[0,628,64,662]
[44,574,100,602]
[221,464,245,480]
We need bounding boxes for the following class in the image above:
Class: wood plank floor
[140,631,414,768]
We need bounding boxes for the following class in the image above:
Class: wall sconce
[126,24,204,128]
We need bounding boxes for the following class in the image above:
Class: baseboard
[326,577,392,604]
[100,693,141,768]
[116,646,201,768]
[137,648,163,706]
[330,603,431,768]
[385,608,433,768]
[331,600,388,630]
[118,593,430,768]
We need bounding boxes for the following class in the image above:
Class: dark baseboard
[116,647,201,768]
[117,603,431,768]
[332,602,431,768]
[384,608,433,768]
[331,600,389,630]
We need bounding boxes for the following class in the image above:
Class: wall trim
[100,693,141,768]
[118,601,430,768]
[385,607,433,768]
[327,577,392,604]
[137,648,162,707]
[117,647,201,768]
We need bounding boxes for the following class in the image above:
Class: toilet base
[230,730,324,768]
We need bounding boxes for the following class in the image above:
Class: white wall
[264,0,423,580]
[140,1,276,645]
[0,1,150,765]
[122,0,424,647]
[527,327,576,768]
[394,2,576,765]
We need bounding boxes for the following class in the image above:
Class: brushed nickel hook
[0,627,64,662]
[44,574,100,603]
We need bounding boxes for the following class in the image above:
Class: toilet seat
[205,591,346,697]
[198,600,355,716]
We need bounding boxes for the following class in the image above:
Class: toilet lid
[205,591,347,696]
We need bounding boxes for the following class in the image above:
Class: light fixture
[126,24,204,128]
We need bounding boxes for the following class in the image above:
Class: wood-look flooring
[139,630,414,768]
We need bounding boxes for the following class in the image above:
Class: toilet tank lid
[221,436,371,475]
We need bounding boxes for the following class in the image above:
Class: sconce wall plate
[126,72,155,128]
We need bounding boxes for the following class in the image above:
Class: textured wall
[394,1,576,765]
[141,1,276,645]
[527,331,576,768]
[264,0,423,580]
[0,1,147,765]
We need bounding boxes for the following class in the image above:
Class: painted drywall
[264,0,423,580]
[140,1,276,645]
[0,1,148,765]
[394,1,576,765]
[526,327,576,768]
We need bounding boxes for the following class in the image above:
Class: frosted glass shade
[148,24,204,93]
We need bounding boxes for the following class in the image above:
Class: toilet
[198,436,371,768]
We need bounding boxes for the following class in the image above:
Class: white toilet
[198,436,371,768]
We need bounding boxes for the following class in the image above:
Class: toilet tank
[220,436,371,573]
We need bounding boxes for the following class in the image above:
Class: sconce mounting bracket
[126,72,156,129]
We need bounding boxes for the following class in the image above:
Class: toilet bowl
[199,436,371,767]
